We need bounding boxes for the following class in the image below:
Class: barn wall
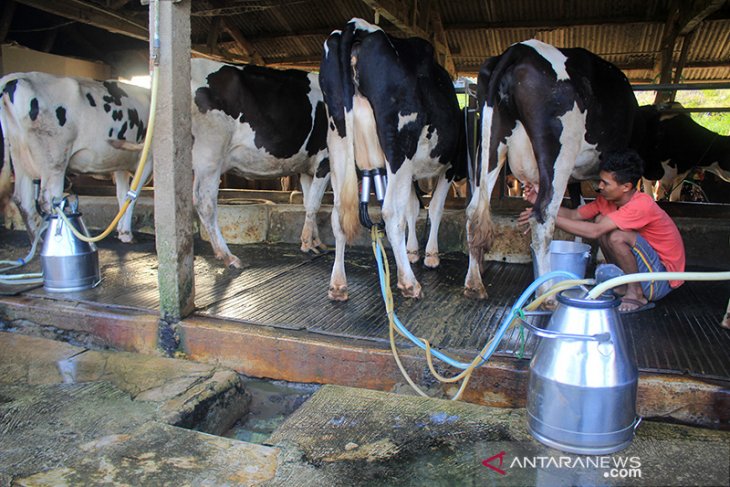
[0,44,111,79]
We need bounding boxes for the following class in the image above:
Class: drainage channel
[223,376,321,444]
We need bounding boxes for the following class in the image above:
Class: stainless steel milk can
[522,288,640,455]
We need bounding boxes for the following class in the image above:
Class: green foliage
[634,90,730,135]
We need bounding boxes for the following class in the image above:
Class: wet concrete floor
[2,331,729,486]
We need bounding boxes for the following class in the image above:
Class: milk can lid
[556,287,621,309]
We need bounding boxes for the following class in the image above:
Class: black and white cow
[633,104,730,201]
[465,40,637,298]
[0,72,151,243]
[190,58,330,268]
[320,18,465,301]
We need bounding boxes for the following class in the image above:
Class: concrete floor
[2,332,729,486]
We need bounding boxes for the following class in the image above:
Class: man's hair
[599,150,644,188]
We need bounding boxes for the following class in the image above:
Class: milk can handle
[517,311,611,342]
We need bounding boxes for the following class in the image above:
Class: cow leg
[298,172,329,253]
[424,172,450,268]
[531,107,585,299]
[328,203,349,301]
[113,152,154,243]
[722,298,730,329]
[464,104,507,299]
[112,171,134,242]
[405,187,420,264]
[11,168,42,243]
[383,166,422,299]
[193,162,240,269]
[464,184,488,299]
[669,171,689,202]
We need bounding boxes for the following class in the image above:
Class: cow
[0,72,152,243]
[319,18,466,301]
[465,40,637,299]
[633,104,730,201]
[190,58,330,269]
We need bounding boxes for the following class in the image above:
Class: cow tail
[338,117,360,243]
[0,91,13,213]
[336,21,361,243]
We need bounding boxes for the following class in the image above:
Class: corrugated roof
[5,0,730,84]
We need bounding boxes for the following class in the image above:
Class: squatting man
[517,150,686,314]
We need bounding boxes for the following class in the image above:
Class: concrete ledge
[0,331,249,435]
[4,195,728,265]
[1,299,728,428]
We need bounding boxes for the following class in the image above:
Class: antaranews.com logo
[478,441,729,486]
[483,450,642,479]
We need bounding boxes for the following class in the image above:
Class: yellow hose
[55,65,160,243]
[372,226,592,400]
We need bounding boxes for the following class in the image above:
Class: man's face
[597,170,629,202]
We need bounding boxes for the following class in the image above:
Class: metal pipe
[360,170,372,203]
[633,82,730,91]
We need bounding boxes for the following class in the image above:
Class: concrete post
[150,0,195,349]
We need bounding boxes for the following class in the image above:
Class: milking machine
[359,168,387,229]
[40,195,101,292]
[370,227,730,454]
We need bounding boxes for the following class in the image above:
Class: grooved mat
[2,230,729,381]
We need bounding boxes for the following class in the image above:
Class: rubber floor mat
[1,230,728,382]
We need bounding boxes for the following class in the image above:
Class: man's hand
[517,207,533,234]
[518,182,539,234]
[523,182,538,205]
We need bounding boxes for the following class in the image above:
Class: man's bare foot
[619,296,655,314]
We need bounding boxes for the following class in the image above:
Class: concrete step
[0,332,275,484]
[5,194,727,266]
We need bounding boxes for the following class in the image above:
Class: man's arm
[517,182,590,227]
[555,213,618,239]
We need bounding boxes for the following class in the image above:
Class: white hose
[588,271,730,299]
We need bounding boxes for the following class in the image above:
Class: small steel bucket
[522,288,641,455]
[40,198,100,292]
[533,240,592,285]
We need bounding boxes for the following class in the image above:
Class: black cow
[320,18,465,301]
[465,40,637,298]
[191,58,330,268]
[633,104,730,201]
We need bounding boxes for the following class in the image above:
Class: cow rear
[465,40,637,299]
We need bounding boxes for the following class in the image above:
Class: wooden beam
[221,18,264,65]
[678,0,727,35]
[655,0,682,104]
[448,16,669,31]
[360,0,456,77]
[13,0,148,40]
[0,0,17,44]
[204,0,264,65]
[39,26,58,52]
[206,16,223,55]
[429,9,455,77]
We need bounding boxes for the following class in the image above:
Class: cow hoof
[464,286,488,300]
[301,244,321,255]
[721,314,730,330]
[118,232,135,244]
[328,286,349,301]
[224,256,242,269]
[398,282,422,299]
[424,252,440,269]
[407,250,420,264]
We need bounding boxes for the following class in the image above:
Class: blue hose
[373,239,578,370]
